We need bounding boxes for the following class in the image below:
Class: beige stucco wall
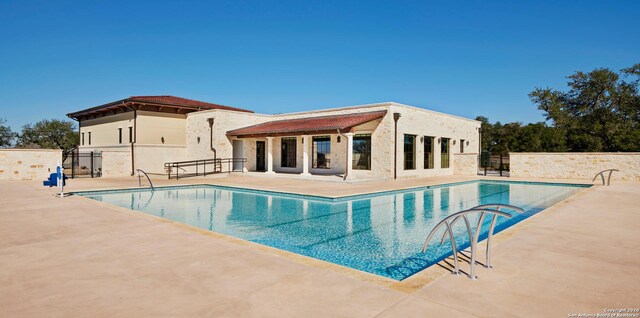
[135,111,186,145]
[77,110,188,177]
[80,112,134,147]
[0,149,62,180]
[80,144,187,177]
[101,150,132,178]
[510,152,640,182]
[453,153,479,176]
[79,111,186,148]
[134,144,187,175]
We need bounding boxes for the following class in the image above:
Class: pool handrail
[136,169,154,191]
[592,169,619,186]
[441,204,524,268]
[424,205,522,280]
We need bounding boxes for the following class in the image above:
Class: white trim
[188,101,480,124]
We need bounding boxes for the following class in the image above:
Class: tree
[513,122,567,152]
[0,118,16,148]
[17,119,79,155]
[529,64,640,152]
[477,118,568,155]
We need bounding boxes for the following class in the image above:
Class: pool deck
[1,175,639,317]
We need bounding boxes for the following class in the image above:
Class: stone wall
[390,104,481,179]
[453,153,479,176]
[510,152,640,182]
[184,102,481,180]
[186,110,271,160]
[0,149,62,180]
[101,150,132,177]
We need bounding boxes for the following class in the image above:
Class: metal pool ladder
[592,169,619,186]
[136,169,154,191]
[422,204,524,280]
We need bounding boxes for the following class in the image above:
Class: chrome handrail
[424,205,522,280]
[592,169,619,186]
[470,204,524,269]
[441,204,524,268]
[136,169,154,191]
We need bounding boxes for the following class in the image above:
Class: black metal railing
[164,158,247,180]
[63,149,102,178]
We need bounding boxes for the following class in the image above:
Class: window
[424,136,434,169]
[460,139,465,153]
[404,134,416,170]
[81,133,85,146]
[441,138,450,168]
[353,134,371,170]
[129,127,133,143]
[281,137,297,168]
[312,136,331,168]
[118,128,123,144]
[88,132,91,145]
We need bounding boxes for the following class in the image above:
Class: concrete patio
[1,175,638,317]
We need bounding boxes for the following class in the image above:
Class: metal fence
[63,150,102,178]
[164,157,247,179]
[478,152,509,177]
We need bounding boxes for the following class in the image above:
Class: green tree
[0,118,16,147]
[478,117,568,154]
[17,119,79,155]
[529,64,640,151]
[512,122,567,152]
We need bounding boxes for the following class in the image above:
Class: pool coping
[71,178,592,201]
[68,178,596,293]
[70,179,598,294]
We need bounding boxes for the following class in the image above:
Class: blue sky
[1,0,638,131]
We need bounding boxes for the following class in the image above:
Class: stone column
[266,137,275,174]
[301,135,311,176]
[345,132,354,180]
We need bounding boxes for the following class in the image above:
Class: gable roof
[67,95,253,120]
[227,110,387,137]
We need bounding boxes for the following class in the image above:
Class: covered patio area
[226,110,387,180]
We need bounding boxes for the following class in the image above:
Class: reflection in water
[83,181,586,280]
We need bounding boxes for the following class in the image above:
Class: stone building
[67,96,480,180]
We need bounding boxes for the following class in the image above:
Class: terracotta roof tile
[227,110,387,137]
[128,96,253,113]
[67,95,253,119]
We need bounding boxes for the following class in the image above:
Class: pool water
[77,180,588,280]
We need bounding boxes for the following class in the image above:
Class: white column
[345,132,354,180]
[266,137,275,174]
[301,135,311,176]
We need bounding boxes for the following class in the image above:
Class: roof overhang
[227,110,387,138]
[67,96,253,121]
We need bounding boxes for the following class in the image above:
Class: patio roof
[67,95,253,121]
[227,110,387,138]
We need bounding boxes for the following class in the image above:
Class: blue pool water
[76,180,588,280]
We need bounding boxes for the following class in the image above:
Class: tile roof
[127,96,253,113]
[227,110,387,137]
[67,95,253,119]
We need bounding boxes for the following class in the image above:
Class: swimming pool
[76,180,588,280]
